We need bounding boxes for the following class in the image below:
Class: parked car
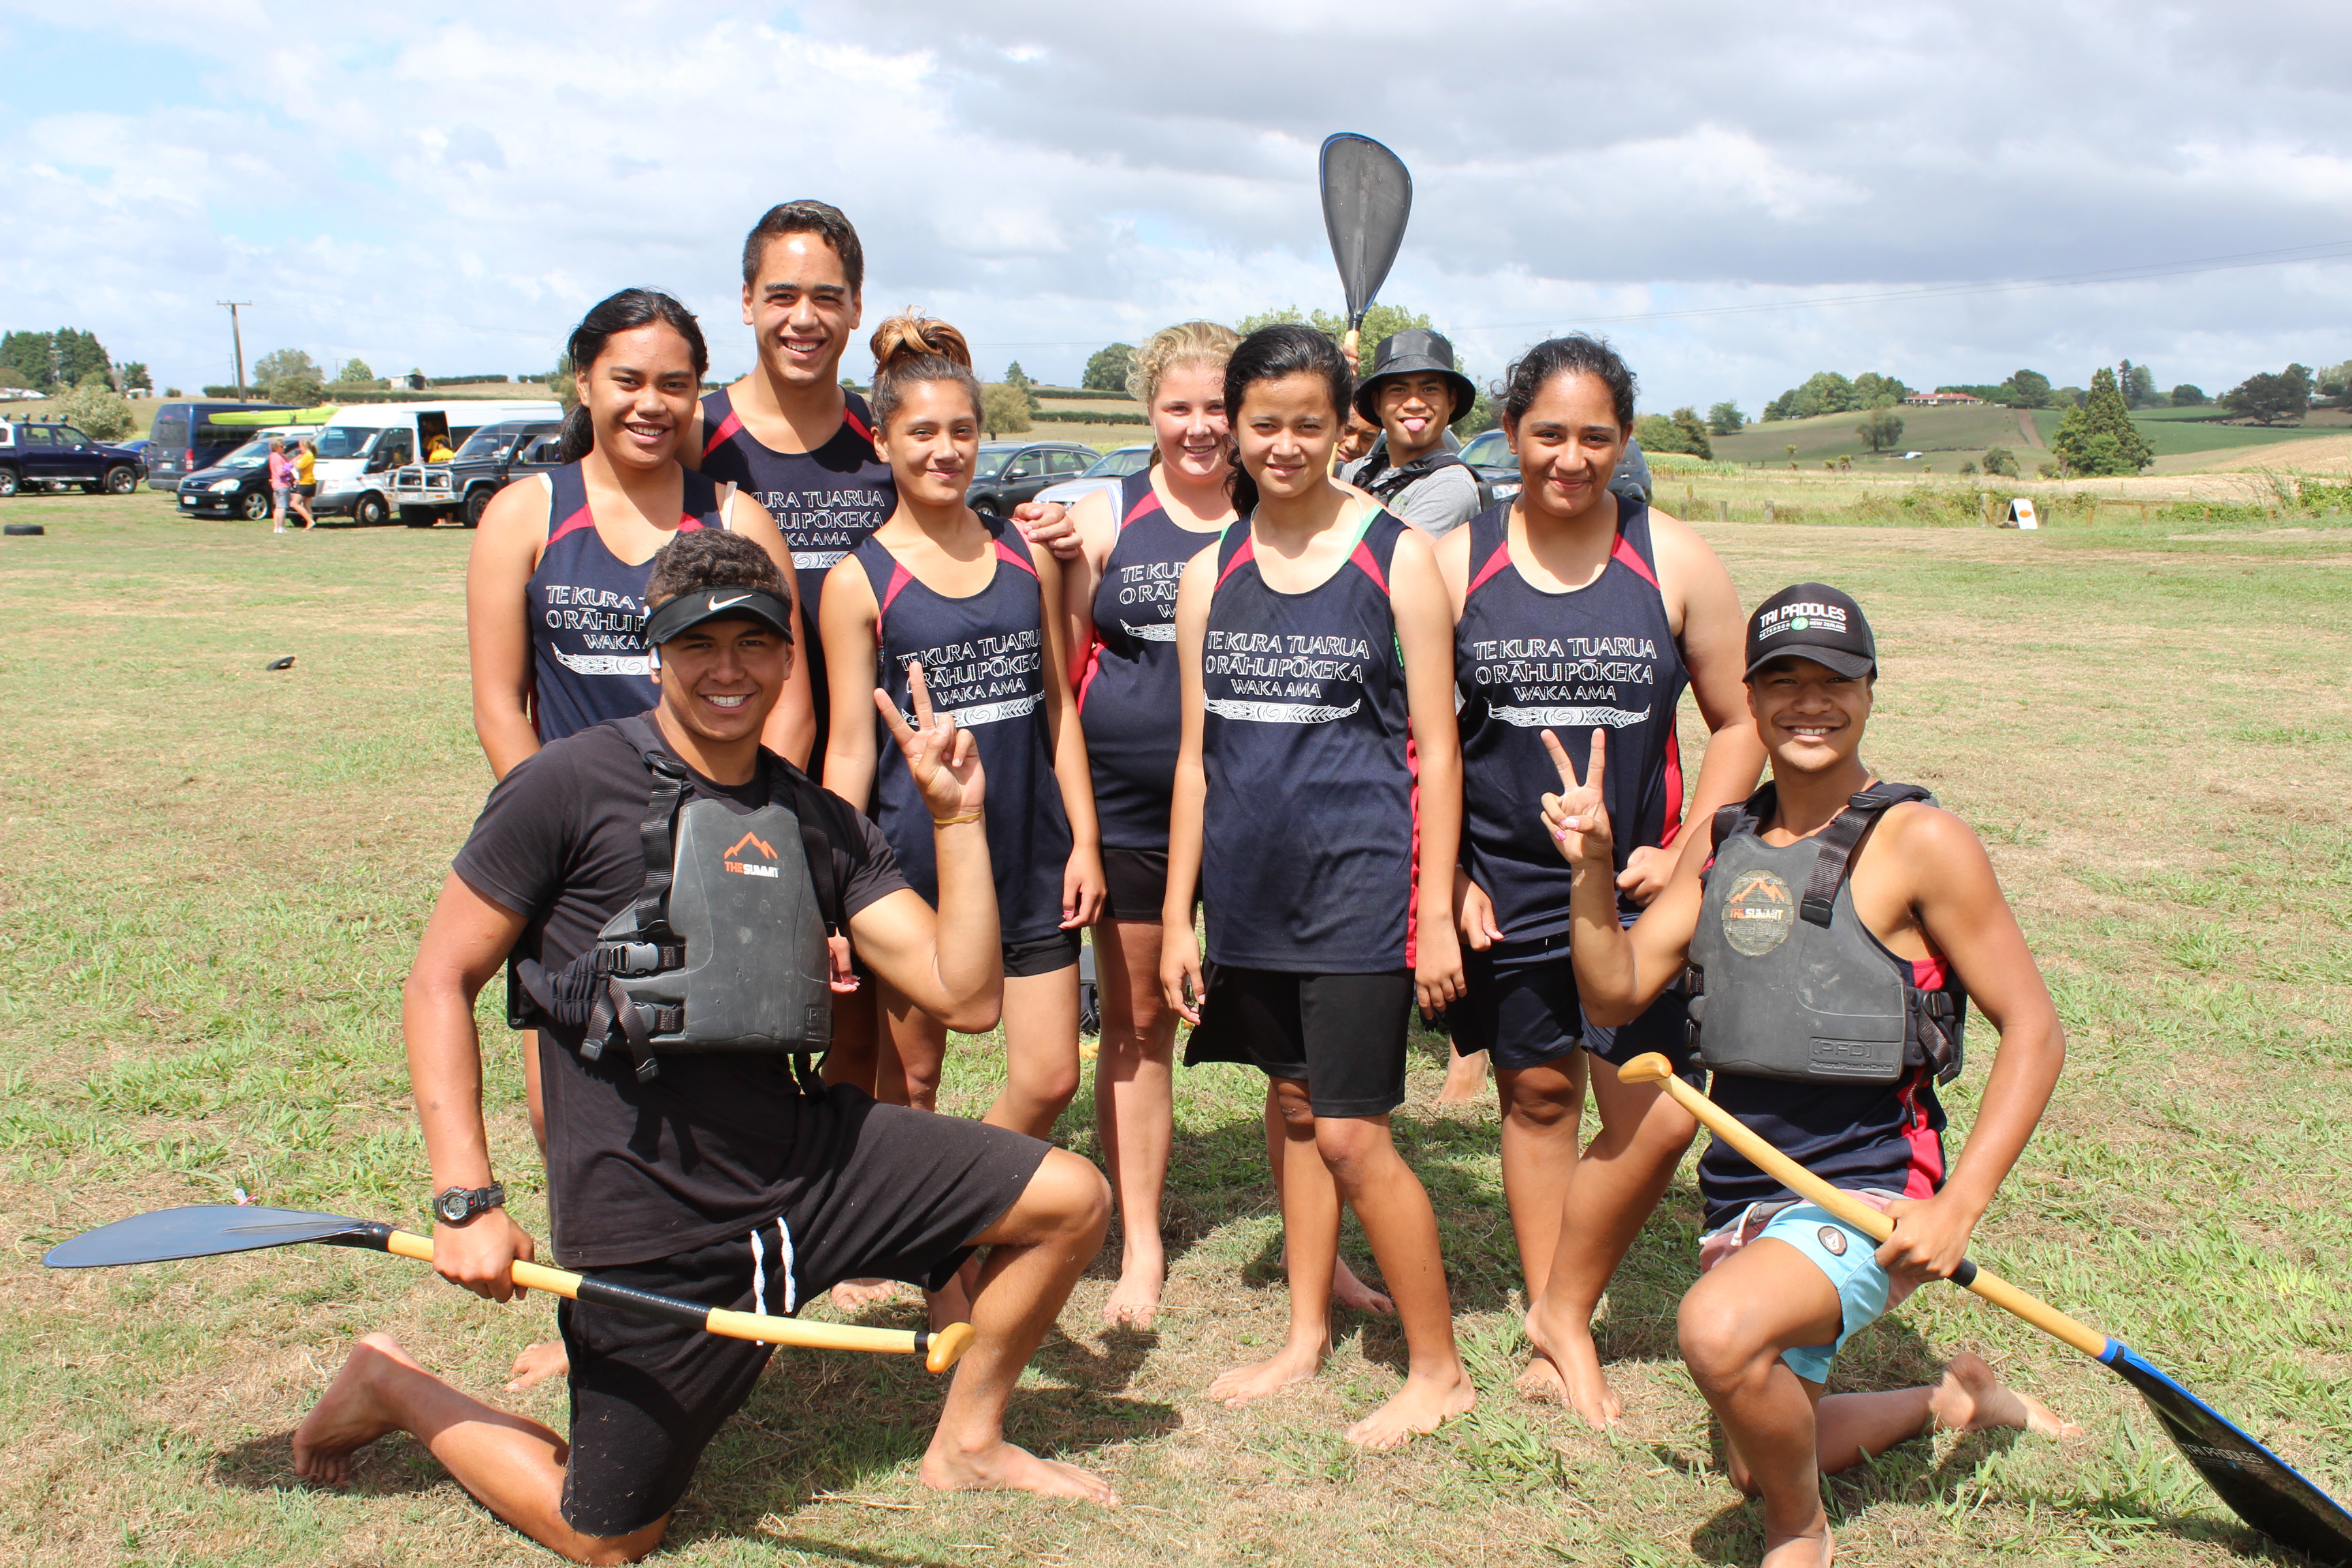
[1452,429,1654,509]
[1034,443,1152,512]
[0,419,148,496]
[308,399,561,525]
[392,419,564,526]
[967,440,1099,517]
[173,429,312,521]
[144,401,298,490]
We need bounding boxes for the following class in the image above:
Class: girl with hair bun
[1435,333,1763,1425]
[821,314,1105,1171]
[1160,323,1474,1448]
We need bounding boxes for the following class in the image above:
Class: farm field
[1713,404,2042,466]
[1,490,2347,1567]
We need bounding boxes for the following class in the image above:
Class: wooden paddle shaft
[1617,1055,2108,1358]
[383,1230,973,1371]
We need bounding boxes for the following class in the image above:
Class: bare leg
[920,1149,1118,1503]
[293,1333,666,1565]
[1261,1088,1394,1315]
[875,973,945,1112]
[986,963,1081,1139]
[1439,1045,1490,1103]
[1092,917,1178,1327]
[1524,1063,1695,1424]
[1210,1079,1334,1405]
[1313,1113,1475,1448]
[1494,1055,1586,1401]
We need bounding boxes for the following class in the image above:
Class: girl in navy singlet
[1435,336,1765,1426]
[1161,325,1473,1448]
[820,314,1103,1141]
[1057,321,1239,1328]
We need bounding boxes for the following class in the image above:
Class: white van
[310,399,560,525]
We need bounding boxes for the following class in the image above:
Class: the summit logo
[723,830,780,878]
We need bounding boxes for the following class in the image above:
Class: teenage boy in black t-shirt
[291,530,1116,1561]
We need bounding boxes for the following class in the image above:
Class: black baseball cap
[643,584,796,647]
[1744,583,1876,680]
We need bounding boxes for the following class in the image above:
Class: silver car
[1034,444,1153,512]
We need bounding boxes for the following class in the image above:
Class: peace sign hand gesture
[876,661,986,822]
[1540,728,1614,872]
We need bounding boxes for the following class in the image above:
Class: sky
[3,0,2349,413]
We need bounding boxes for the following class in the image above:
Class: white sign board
[2006,498,2039,530]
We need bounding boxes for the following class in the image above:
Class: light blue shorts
[1704,1200,1897,1385]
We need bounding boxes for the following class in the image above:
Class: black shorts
[1448,932,1698,1080]
[1100,846,1185,924]
[1003,927,1081,977]
[295,483,316,498]
[556,1085,1048,1537]
[1185,966,1413,1117]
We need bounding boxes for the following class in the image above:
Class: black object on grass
[5,523,45,536]
[264,656,295,670]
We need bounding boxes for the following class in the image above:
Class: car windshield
[217,439,275,469]
[454,426,514,462]
[1085,448,1152,478]
[1460,429,1509,466]
[311,427,384,460]
[972,447,1021,479]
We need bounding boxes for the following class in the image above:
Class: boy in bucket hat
[1343,328,1482,537]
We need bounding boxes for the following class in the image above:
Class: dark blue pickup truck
[0,419,148,496]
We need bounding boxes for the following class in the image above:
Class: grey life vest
[509,716,840,1084]
[1685,781,1966,1086]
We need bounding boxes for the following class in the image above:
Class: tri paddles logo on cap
[723,830,780,879]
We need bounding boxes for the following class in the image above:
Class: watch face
[438,1192,468,1222]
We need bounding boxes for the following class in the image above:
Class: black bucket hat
[1352,328,1477,425]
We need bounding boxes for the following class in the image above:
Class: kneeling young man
[1547,584,2077,1568]
[293,529,1114,1563]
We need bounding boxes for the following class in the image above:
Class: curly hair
[644,527,786,609]
[1126,320,1241,408]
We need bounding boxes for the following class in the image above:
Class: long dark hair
[558,288,710,462]
[1500,333,1636,431]
[1222,324,1353,517]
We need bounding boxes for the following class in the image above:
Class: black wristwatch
[434,1183,505,1226]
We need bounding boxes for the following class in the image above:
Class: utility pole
[218,301,251,400]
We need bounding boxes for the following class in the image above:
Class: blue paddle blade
[44,1206,388,1268]
[2102,1339,2352,1565]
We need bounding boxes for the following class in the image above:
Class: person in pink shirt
[266,437,296,534]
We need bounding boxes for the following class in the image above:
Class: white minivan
[310,399,561,525]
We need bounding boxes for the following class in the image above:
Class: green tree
[54,328,111,386]
[336,356,377,386]
[2314,360,2352,399]
[254,347,325,405]
[550,353,576,410]
[981,382,1032,436]
[1999,369,2053,408]
[56,375,136,440]
[1852,371,1912,405]
[1452,388,1497,438]
[1239,303,1434,365]
[116,361,150,392]
[1705,400,1746,434]
[1763,370,1862,421]
[1669,406,1714,459]
[1856,406,1906,453]
[1083,342,1135,393]
[1,329,50,388]
[1980,445,2019,478]
[2121,360,2159,408]
[2169,383,2207,406]
[2051,367,2153,474]
[1633,412,1707,458]
[1002,361,1039,413]
[2221,363,2313,425]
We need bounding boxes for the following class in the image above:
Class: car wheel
[0,467,18,497]
[353,493,388,527]
[104,466,138,495]
[972,497,1000,517]
[239,489,272,521]
[462,487,494,527]
[401,506,438,528]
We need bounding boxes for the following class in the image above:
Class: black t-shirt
[453,717,909,1268]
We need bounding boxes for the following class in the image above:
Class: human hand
[1454,869,1503,951]
[1616,845,1674,906]
[1415,915,1465,1015]
[1539,728,1616,871]
[1160,927,1205,1024]
[1062,845,1106,928]
[1013,500,1081,561]
[1875,1190,1981,1284]
[434,1209,534,1303]
[875,662,985,822]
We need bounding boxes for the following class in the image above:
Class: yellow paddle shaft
[383,1230,975,1373]
[1616,1054,2107,1358]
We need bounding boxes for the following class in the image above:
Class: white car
[1035,444,1152,512]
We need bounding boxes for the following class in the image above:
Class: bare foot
[504,1339,570,1392]
[1101,1254,1164,1329]
[1332,1255,1394,1316]
[1343,1367,1477,1450]
[1929,1351,2083,1439]
[921,1435,1117,1505]
[1514,1348,1568,1402]
[830,1277,904,1313]
[292,1333,421,1485]
[1437,1049,1490,1104]
[1522,1303,1622,1427]
[1761,1525,1833,1567]
[1207,1339,1326,1406]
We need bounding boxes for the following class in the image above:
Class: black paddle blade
[44,1206,391,1269]
[1319,133,1411,329]
[2104,1339,2352,1564]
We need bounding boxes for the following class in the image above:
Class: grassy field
[1,489,2347,1566]
[1708,404,2352,472]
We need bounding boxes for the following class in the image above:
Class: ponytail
[558,402,595,464]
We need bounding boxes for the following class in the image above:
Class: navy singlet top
[699,388,893,776]
[525,462,728,741]
[1201,506,1414,973]
[855,518,1073,945]
[1079,468,1223,851]
[1456,494,1688,941]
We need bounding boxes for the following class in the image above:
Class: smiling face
[1374,371,1458,460]
[1505,370,1628,527]
[741,231,860,391]
[1336,408,1380,466]
[874,378,981,508]
[586,322,701,472]
[1235,372,1341,506]
[1150,361,1230,482]
[651,616,791,747]
[1747,655,1874,778]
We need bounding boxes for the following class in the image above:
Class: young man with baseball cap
[1543,583,2078,1567]
[1342,328,1482,537]
[291,529,1115,1562]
